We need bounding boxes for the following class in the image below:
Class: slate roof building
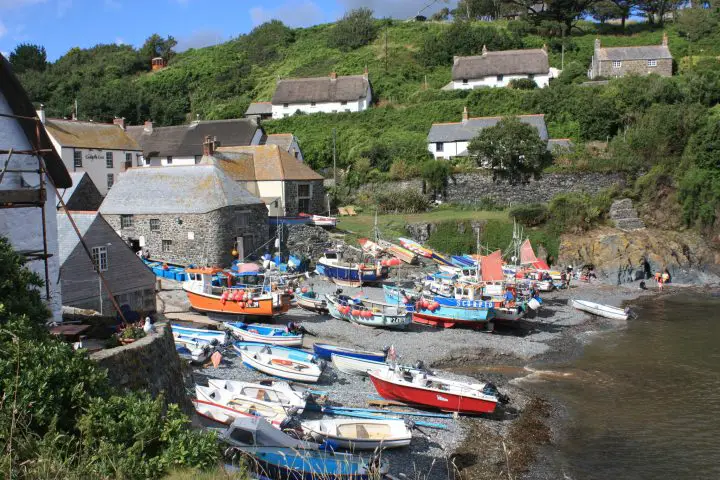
[42,115,142,195]
[57,211,156,315]
[244,102,273,121]
[57,172,103,211]
[99,163,268,266]
[270,71,372,119]
[126,118,265,167]
[427,108,549,159]
[0,53,71,322]
[205,140,325,216]
[452,46,552,89]
[265,133,304,162]
[588,34,672,79]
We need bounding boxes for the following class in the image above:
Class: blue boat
[224,322,303,346]
[232,341,319,363]
[313,343,387,362]
[268,216,312,227]
[452,255,477,267]
[315,251,388,287]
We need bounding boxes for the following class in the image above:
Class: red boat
[368,368,500,414]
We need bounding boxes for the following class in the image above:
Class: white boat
[301,418,412,450]
[224,322,303,347]
[172,324,229,345]
[194,385,289,426]
[331,353,392,377]
[206,378,308,413]
[240,349,322,383]
[174,339,212,364]
[572,299,630,320]
[220,416,318,450]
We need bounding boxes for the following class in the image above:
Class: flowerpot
[120,338,136,345]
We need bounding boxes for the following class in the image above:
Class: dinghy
[398,237,432,258]
[331,354,431,378]
[207,378,308,414]
[174,338,212,364]
[571,299,630,320]
[295,290,329,313]
[224,322,303,346]
[194,385,289,426]
[325,294,411,329]
[240,349,322,383]
[220,417,388,480]
[313,343,387,362]
[171,324,229,345]
[369,368,501,414]
[377,239,418,265]
[301,418,412,450]
[315,250,389,287]
[232,342,320,364]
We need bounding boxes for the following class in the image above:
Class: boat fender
[238,301,245,308]
[351,309,361,316]
[363,310,373,318]
[429,301,440,311]
[220,291,229,304]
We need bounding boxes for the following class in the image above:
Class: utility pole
[384,28,388,72]
[332,129,337,187]
[561,30,565,71]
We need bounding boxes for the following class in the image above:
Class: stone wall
[283,179,325,216]
[104,204,269,267]
[90,323,192,413]
[598,58,672,78]
[361,172,625,206]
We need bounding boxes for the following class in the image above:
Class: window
[612,60,622,68]
[648,59,657,67]
[435,142,444,152]
[125,153,132,168]
[136,154,144,167]
[528,74,535,80]
[73,150,82,168]
[462,79,468,85]
[162,240,172,252]
[144,157,150,166]
[297,183,312,213]
[496,74,504,81]
[91,246,108,272]
[310,102,316,107]
[344,109,350,113]
[236,211,249,228]
[166,156,173,165]
[149,219,160,231]
[195,155,202,164]
[341,101,347,106]
[120,214,134,228]
[283,103,289,108]
[106,152,113,168]
[106,173,114,189]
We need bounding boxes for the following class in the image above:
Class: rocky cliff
[559,227,720,284]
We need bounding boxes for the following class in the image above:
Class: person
[504,288,515,307]
[662,268,671,284]
[143,249,150,260]
[588,268,597,280]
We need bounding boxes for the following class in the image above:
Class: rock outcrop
[559,226,720,284]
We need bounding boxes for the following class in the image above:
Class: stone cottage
[99,165,268,266]
[588,33,672,79]
[57,211,156,315]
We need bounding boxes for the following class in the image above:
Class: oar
[328,405,454,419]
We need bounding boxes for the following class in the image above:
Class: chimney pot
[113,117,125,130]
[203,135,216,156]
[462,106,469,123]
[37,104,46,124]
[144,120,153,133]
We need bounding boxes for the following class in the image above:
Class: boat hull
[241,351,322,383]
[184,288,289,317]
[369,372,497,414]
[232,342,318,363]
[225,323,303,347]
[313,344,386,363]
[301,419,412,450]
[326,296,410,330]
[316,262,388,287]
[572,299,629,320]
[331,353,390,377]
[295,293,328,313]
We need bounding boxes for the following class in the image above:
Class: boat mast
[476,226,480,282]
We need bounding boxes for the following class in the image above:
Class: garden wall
[90,322,192,413]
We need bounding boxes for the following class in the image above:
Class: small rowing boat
[175,339,212,364]
[301,418,412,450]
[194,385,289,426]
[295,290,328,313]
[398,237,432,258]
[232,341,319,364]
[377,240,418,265]
[224,322,303,346]
[207,378,307,413]
[331,353,430,378]
[171,324,229,345]
[240,349,322,383]
[313,343,387,363]
[571,299,630,320]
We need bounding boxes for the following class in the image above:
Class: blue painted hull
[384,285,493,322]
[232,341,318,363]
[242,447,380,480]
[452,255,476,267]
[268,216,312,226]
[316,262,388,287]
[313,343,386,362]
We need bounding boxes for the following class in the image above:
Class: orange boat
[183,268,291,317]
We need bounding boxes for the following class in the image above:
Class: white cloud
[0,0,46,10]
[115,37,125,45]
[337,0,450,19]
[175,29,226,52]
[0,22,7,39]
[249,0,324,28]
[56,0,72,18]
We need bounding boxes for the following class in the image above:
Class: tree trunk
[621,15,626,31]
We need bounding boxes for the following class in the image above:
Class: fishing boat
[194,385,290,426]
[430,250,455,267]
[301,418,412,450]
[313,343,387,363]
[232,342,321,364]
[224,322,303,346]
[331,354,430,378]
[325,293,411,329]
[175,340,212,364]
[378,239,418,265]
[358,237,384,257]
[220,417,388,480]
[207,378,308,414]
[183,268,291,317]
[309,214,338,228]
[571,299,630,320]
[315,251,389,287]
[398,237,432,258]
[171,324,229,345]
[369,368,501,414]
[295,289,328,313]
[240,349,323,383]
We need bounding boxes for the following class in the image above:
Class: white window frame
[462,78,468,85]
[647,59,657,67]
[297,183,312,213]
[106,173,114,189]
[162,240,172,252]
[106,152,113,168]
[612,60,622,68]
[149,218,160,231]
[436,142,444,152]
[120,214,134,228]
[73,150,82,168]
[91,246,108,272]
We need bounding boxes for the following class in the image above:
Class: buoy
[430,301,440,311]
[389,258,401,266]
[351,309,361,316]
[238,301,245,308]
[301,286,309,293]
[363,310,373,318]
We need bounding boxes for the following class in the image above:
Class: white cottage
[452,46,552,89]
[0,54,72,321]
[270,71,372,119]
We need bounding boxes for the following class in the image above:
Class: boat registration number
[436,395,449,402]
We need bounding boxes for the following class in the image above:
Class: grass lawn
[336,207,510,244]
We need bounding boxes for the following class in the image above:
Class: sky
[0,0,452,61]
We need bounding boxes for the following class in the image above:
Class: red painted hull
[184,289,290,317]
[412,312,492,330]
[369,373,497,414]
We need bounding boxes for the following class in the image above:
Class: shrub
[389,159,421,180]
[510,203,549,227]
[328,8,377,51]
[420,160,451,197]
[509,78,538,90]
[426,221,476,254]
[547,191,612,233]
[360,189,430,214]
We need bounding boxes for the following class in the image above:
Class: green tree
[588,0,624,23]
[241,20,295,64]
[8,43,47,74]
[329,8,378,51]
[467,116,551,184]
[421,159,451,198]
[140,34,178,63]
[430,7,451,20]
[505,0,598,35]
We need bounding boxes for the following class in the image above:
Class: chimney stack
[462,106,468,124]
[662,31,668,46]
[203,135,216,157]
[113,117,125,130]
[482,45,488,55]
[594,38,601,50]
[144,120,153,133]
[330,71,337,80]
[36,104,46,124]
